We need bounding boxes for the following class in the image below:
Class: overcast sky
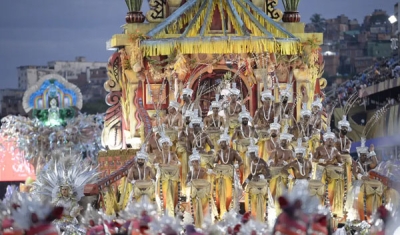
[0,0,397,89]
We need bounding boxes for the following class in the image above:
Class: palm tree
[310,14,326,33]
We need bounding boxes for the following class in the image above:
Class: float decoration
[0,74,104,174]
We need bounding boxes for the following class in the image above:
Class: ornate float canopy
[141,0,301,56]
[22,74,83,113]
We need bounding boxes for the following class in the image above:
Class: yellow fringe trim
[152,0,293,40]
[142,39,301,56]
[103,187,119,215]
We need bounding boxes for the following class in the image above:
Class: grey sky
[0,0,397,89]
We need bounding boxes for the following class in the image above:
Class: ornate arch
[188,64,256,114]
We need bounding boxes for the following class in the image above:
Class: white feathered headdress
[31,156,99,203]
[238,105,252,122]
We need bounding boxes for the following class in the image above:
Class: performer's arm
[148,167,156,181]
[127,167,134,182]
[252,127,259,139]
[186,171,192,185]
[370,155,378,170]
[345,138,352,153]
[242,173,252,189]
[172,153,181,165]
[205,135,215,152]
[186,136,193,155]
[220,116,225,128]
[162,116,168,126]
[281,161,295,177]
[262,163,271,179]
[307,160,313,179]
[351,160,359,178]
[312,149,320,163]
[253,110,260,127]
[214,152,220,164]
[272,151,278,166]
[203,117,210,128]
[335,150,343,164]
[234,151,243,166]
[177,115,183,130]
[231,128,239,142]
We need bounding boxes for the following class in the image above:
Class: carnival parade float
[1,0,400,234]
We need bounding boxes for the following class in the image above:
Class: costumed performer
[186,148,212,228]
[269,124,294,215]
[224,83,242,136]
[346,138,381,221]
[232,105,258,183]
[127,145,156,204]
[180,84,201,117]
[154,131,181,217]
[335,115,353,197]
[162,100,183,148]
[204,94,225,151]
[213,128,243,218]
[253,88,275,161]
[282,139,312,192]
[186,111,215,169]
[264,117,281,162]
[313,127,344,218]
[242,140,271,222]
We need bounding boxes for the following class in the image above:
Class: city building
[323,51,340,77]
[70,67,108,102]
[0,89,26,118]
[17,57,106,90]
[394,2,399,35]
[17,66,52,90]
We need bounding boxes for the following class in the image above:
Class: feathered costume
[31,156,99,226]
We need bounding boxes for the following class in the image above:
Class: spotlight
[389,15,397,24]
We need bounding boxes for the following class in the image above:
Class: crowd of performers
[0,83,399,235]
[125,82,399,230]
